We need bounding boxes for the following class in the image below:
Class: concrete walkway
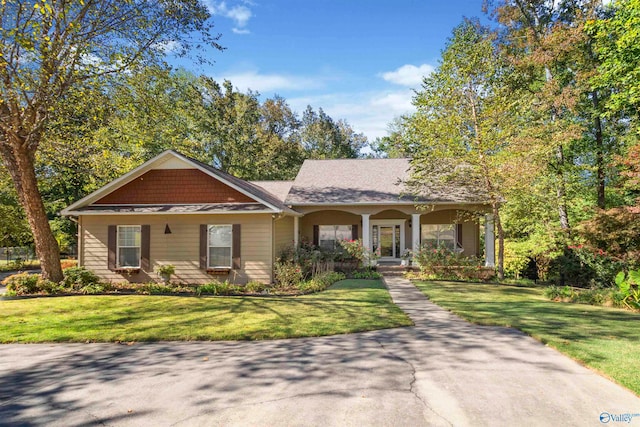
[0,277,639,426]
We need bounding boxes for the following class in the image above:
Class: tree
[0,0,221,281]
[406,20,531,279]
[300,106,367,159]
[588,0,640,125]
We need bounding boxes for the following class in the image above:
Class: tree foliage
[0,0,221,281]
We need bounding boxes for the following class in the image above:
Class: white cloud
[206,1,252,34]
[212,70,322,93]
[380,64,434,87]
[288,88,416,141]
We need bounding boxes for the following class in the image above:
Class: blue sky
[184,1,487,141]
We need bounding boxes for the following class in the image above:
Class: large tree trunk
[1,140,63,282]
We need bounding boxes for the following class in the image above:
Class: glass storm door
[377,225,401,258]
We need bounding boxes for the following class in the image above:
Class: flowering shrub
[274,261,304,289]
[413,243,487,280]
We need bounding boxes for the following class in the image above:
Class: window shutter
[108,225,117,271]
[313,225,319,246]
[352,224,358,240]
[141,225,150,271]
[199,225,207,269]
[232,224,241,270]
[456,223,463,249]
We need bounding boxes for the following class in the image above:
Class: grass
[414,280,640,395]
[0,279,411,342]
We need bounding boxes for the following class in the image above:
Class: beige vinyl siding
[81,214,273,284]
[274,216,295,260]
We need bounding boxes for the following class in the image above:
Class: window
[208,225,232,268]
[318,225,352,250]
[117,225,141,268]
[421,224,456,251]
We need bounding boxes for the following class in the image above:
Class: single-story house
[62,150,496,284]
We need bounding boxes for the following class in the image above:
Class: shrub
[297,271,345,293]
[350,269,382,279]
[413,244,486,280]
[3,273,61,295]
[137,283,174,295]
[61,267,101,291]
[614,269,640,310]
[197,281,241,296]
[548,245,623,288]
[274,261,304,289]
[3,273,41,294]
[544,285,575,300]
[60,259,78,270]
[245,281,269,293]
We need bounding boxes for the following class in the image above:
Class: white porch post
[293,216,300,248]
[361,214,371,251]
[411,213,421,255]
[484,214,495,268]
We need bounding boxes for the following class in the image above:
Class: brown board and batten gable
[94,169,255,205]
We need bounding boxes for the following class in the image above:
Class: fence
[0,247,36,263]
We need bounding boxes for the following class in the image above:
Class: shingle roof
[250,181,294,202]
[285,158,414,204]
[284,158,488,205]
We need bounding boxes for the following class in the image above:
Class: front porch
[290,206,496,268]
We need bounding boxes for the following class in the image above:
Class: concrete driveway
[1,277,639,426]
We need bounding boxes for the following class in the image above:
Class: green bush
[297,271,345,293]
[350,269,382,279]
[574,289,608,305]
[274,261,304,289]
[62,267,101,290]
[544,285,576,300]
[197,281,241,296]
[245,281,269,293]
[3,273,49,295]
[137,283,175,295]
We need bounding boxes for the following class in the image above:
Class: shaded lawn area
[414,280,640,395]
[0,279,411,343]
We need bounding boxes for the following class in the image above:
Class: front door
[373,223,402,259]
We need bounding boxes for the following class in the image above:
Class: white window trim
[420,224,460,251]
[318,225,352,250]
[116,225,141,268]
[207,224,233,269]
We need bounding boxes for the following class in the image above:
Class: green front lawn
[0,279,411,342]
[414,280,640,395]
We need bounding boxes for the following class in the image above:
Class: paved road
[1,277,639,426]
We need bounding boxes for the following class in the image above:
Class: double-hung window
[117,225,141,268]
[420,224,456,251]
[208,225,232,268]
[318,225,352,250]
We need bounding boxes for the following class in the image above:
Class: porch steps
[376,264,413,277]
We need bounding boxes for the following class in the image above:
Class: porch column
[484,214,495,268]
[293,216,300,248]
[361,214,371,251]
[411,213,421,255]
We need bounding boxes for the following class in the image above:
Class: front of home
[62,150,496,284]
